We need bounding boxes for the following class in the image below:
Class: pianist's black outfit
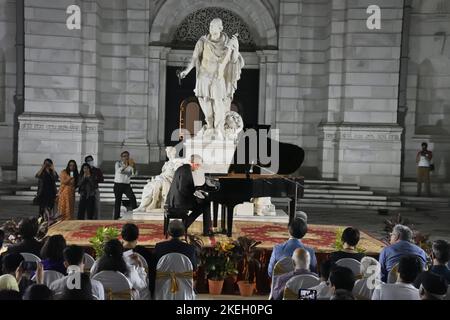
[165,164,212,236]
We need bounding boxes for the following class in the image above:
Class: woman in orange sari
[57,160,78,220]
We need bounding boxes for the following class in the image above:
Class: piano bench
[270,197,292,216]
[163,209,190,241]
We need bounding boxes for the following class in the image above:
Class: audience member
[22,284,53,300]
[77,163,97,220]
[352,256,380,300]
[121,223,152,267]
[34,158,58,221]
[57,160,78,220]
[310,260,335,299]
[149,220,197,297]
[329,266,355,300]
[49,245,104,300]
[40,235,67,275]
[92,239,148,299]
[84,155,104,220]
[57,273,94,300]
[329,227,365,263]
[372,255,422,300]
[268,218,317,277]
[0,290,22,300]
[0,229,4,247]
[272,248,317,300]
[5,218,42,257]
[378,224,427,282]
[0,274,19,292]
[418,271,448,300]
[1,253,33,295]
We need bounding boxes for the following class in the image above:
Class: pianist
[165,154,213,236]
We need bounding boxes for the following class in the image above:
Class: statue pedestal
[183,137,236,174]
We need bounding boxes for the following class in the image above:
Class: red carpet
[47,220,385,254]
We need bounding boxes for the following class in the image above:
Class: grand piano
[209,126,305,237]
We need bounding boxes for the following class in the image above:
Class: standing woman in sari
[57,160,78,220]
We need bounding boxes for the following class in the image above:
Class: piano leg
[226,206,234,237]
[213,202,219,228]
[220,205,226,234]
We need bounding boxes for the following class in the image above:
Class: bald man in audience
[272,248,318,300]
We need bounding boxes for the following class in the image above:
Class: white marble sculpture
[134,147,184,212]
[179,18,245,140]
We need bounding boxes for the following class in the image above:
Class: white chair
[83,253,95,272]
[20,252,41,263]
[154,253,195,300]
[269,257,294,300]
[353,278,376,300]
[92,271,133,300]
[133,252,148,271]
[283,274,321,300]
[336,258,362,277]
[31,270,65,287]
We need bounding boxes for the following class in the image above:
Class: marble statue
[178,18,245,140]
[133,147,184,212]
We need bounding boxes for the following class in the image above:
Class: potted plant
[89,226,120,258]
[235,236,262,297]
[201,240,238,295]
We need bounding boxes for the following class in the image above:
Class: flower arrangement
[89,226,120,258]
[201,240,238,281]
[333,228,366,253]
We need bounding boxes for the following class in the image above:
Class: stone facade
[0,0,448,192]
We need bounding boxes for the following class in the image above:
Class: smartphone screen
[298,289,317,300]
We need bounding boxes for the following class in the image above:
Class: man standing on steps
[416,142,432,197]
[85,155,104,220]
[113,151,137,220]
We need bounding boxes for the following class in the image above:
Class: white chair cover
[31,270,64,287]
[336,258,362,276]
[154,253,194,300]
[83,253,95,271]
[20,252,41,263]
[269,257,294,299]
[353,278,375,300]
[92,271,133,300]
[283,274,321,300]
[133,252,148,270]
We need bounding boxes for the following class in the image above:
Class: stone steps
[0,174,403,210]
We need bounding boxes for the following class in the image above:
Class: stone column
[256,50,278,128]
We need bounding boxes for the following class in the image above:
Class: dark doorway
[165,66,259,145]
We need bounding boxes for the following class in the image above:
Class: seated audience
[372,255,422,300]
[310,260,336,299]
[268,218,317,277]
[427,240,450,282]
[329,227,365,263]
[49,245,104,300]
[418,271,448,300]
[352,256,380,300]
[149,220,197,297]
[40,235,67,275]
[378,224,427,282]
[121,223,152,267]
[1,253,33,295]
[329,266,356,300]
[22,284,53,300]
[0,289,22,300]
[0,229,4,247]
[272,248,317,300]
[92,239,148,299]
[57,273,94,300]
[4,218,42,257]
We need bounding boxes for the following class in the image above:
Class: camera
[298,289,317,300]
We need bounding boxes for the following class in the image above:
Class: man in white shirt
[113,151,137,219]
[310,260,335,299]
[372,255,422,300]
[49,245,104,300]
[416,142,432,197]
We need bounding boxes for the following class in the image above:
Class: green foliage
[234,236,262,283]
[89,226,120,258]
[201,241,239,280]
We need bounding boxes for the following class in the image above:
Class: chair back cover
[20,252,41,263]
[336,258,362,276]
[83,253,95,272]
[92,271,132,300]
[31,270,64,287]
[283,274,321,300]
[155,253,194,300]
[269,257,294,299]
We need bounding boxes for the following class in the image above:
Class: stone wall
[0,0,16,167]
[403,0,450,184]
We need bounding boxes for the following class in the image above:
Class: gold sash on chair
[156,271,194,294]
[273,264,287,276]
[283,287,298,300]
[106,288,132,300]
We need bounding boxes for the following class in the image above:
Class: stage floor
[47,219,385,254]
